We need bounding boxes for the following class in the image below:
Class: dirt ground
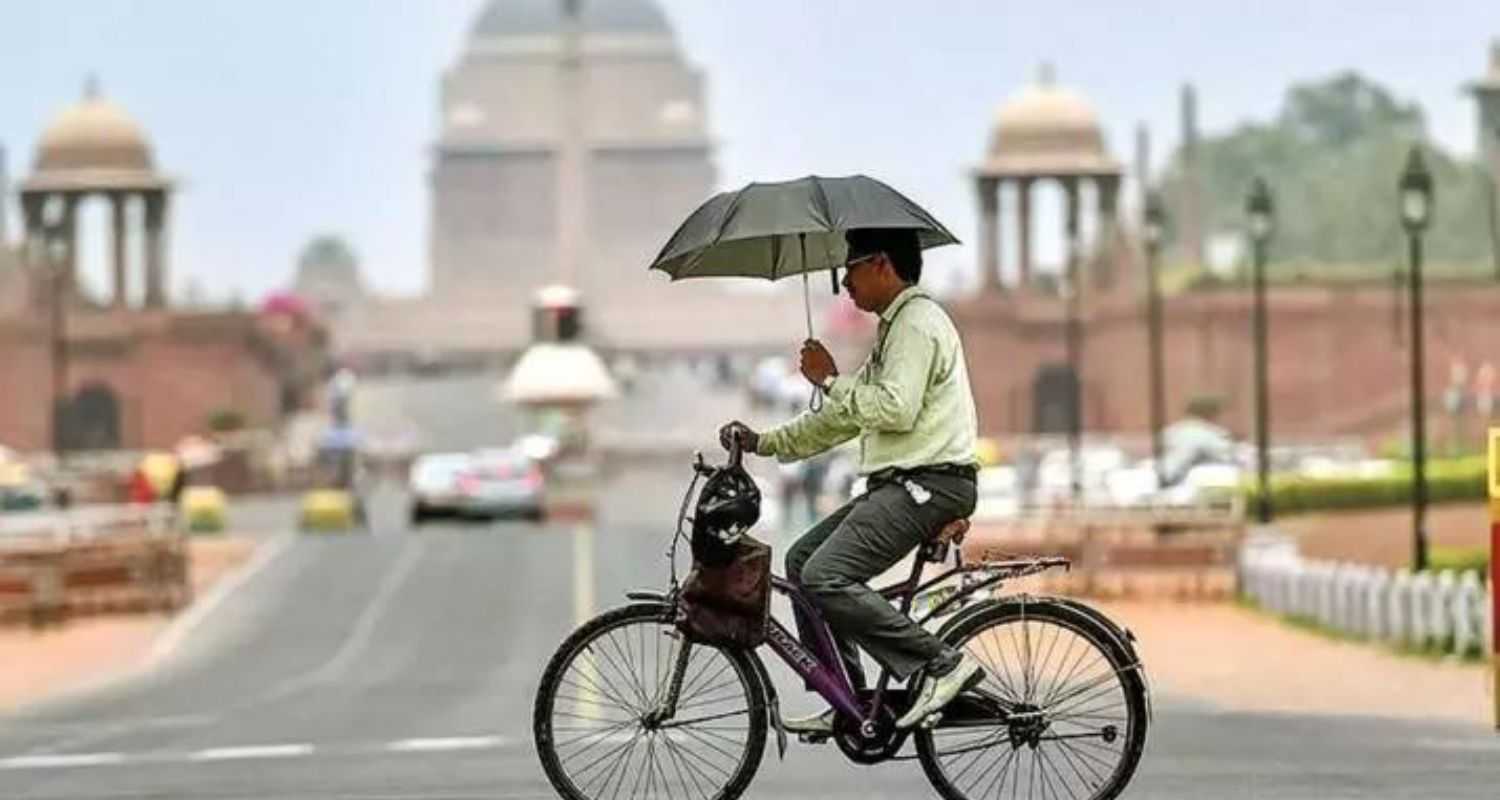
[1278,502,1490,569]
[0,536,256,712]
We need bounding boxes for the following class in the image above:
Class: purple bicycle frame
[761,575,868,723]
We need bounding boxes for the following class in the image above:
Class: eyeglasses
[843,252,881,270]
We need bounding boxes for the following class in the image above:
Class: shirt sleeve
[757,402,860,463]
[824,320,934,433]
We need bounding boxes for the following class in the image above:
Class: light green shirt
[757,286,978,475]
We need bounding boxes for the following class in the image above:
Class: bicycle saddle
[920,518,970,563]
[935,518,969,545]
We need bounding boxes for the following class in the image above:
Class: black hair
[846,227,922,284]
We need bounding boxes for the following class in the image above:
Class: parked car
[408,451,545,525]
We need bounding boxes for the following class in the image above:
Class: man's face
[841,252,887,312]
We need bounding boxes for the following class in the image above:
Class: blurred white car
[409,451,545,524]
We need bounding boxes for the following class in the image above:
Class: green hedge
[1430,546,1489,577]
[1243,456,1489,516]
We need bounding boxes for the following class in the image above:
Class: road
[0,463,1496,799]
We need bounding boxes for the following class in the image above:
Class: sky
[1,0,1496,303]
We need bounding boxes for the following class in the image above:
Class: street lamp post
[44,221,71,458]
[1400,146,1435,572]
[1246,178,1275,525]
[1064,237,1083,504]
[1142,192,1168,488]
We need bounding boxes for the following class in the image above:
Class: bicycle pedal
[797,732,832,745]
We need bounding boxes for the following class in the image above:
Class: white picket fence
[1239,532,1494,657]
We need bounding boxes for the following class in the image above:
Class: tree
[1162,72,1493,279]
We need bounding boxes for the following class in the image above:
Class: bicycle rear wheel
[914,599,1149,800]
[533,602,767,800]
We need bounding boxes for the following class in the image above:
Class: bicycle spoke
[678,658,733,706]
[658,732,709,800]
[580,645,649,715]
[661,730,718,791]
[562,664,640,717]
[1032,627,1080,708]
[1048,731,1098,796]
[665,728,737,781]
[974,628,1026,702]
[555,717,640,751]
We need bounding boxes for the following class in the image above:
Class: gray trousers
[785,472,977,684]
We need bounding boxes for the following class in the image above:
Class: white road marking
[243,538,427,707]
[0,752,126,769]
[386,736,508,752]
[1417,737,1500,752]
[149,531,297,667]
[571,523,603,721]
[572,522,595,626]
[0,733,520,771]
[189,743,314,762]
[311,539,426,683]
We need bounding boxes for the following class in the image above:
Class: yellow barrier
[180,486,227,534]
[1489,427,1499,732]
[300,489,358,532]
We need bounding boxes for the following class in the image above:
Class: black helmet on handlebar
[691,460,761,568]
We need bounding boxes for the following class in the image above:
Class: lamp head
[1246,177,1274,243]
[1399,145,1434,233]
[1143,190,1167,249]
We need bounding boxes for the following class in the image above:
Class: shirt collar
[879,285,925,324]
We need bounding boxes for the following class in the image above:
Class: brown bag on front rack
[675,535,771,649]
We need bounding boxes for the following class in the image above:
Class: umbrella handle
[801,267,825,413]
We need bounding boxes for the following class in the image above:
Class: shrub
[1243,456,1488,515]
[206,409,246,433]
[1429,546,1489,579]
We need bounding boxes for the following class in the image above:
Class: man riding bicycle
[720,226,982,734]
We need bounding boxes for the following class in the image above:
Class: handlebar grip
[727,435,743,470]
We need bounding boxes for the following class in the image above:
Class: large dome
[34,83,154,173]
[979,66,1118,177]
[470,0,672,39]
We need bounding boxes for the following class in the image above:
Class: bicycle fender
[744,649,788,761]
[1043,596,1153,723]
[626,589,669,602]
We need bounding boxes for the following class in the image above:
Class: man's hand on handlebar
[717,421,760,455]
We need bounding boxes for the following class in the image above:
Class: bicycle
[533,438,1151,800]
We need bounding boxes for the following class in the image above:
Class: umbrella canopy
[648,175,959,281]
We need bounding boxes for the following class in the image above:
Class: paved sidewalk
[0,536,256,712]
[1099,600,1493,725]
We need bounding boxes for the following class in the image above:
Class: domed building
[292,235,366,317]
[339,0,819,358]
[972,66,1122,291]
[20,78,173,309]
[429,0,713,303]
[0,81,327,455]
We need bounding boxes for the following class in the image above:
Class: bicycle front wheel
[533,602,767,800]
[914,599,1149,800]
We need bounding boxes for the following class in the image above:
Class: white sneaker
[782,708,836,735]
[895,655,985,730]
